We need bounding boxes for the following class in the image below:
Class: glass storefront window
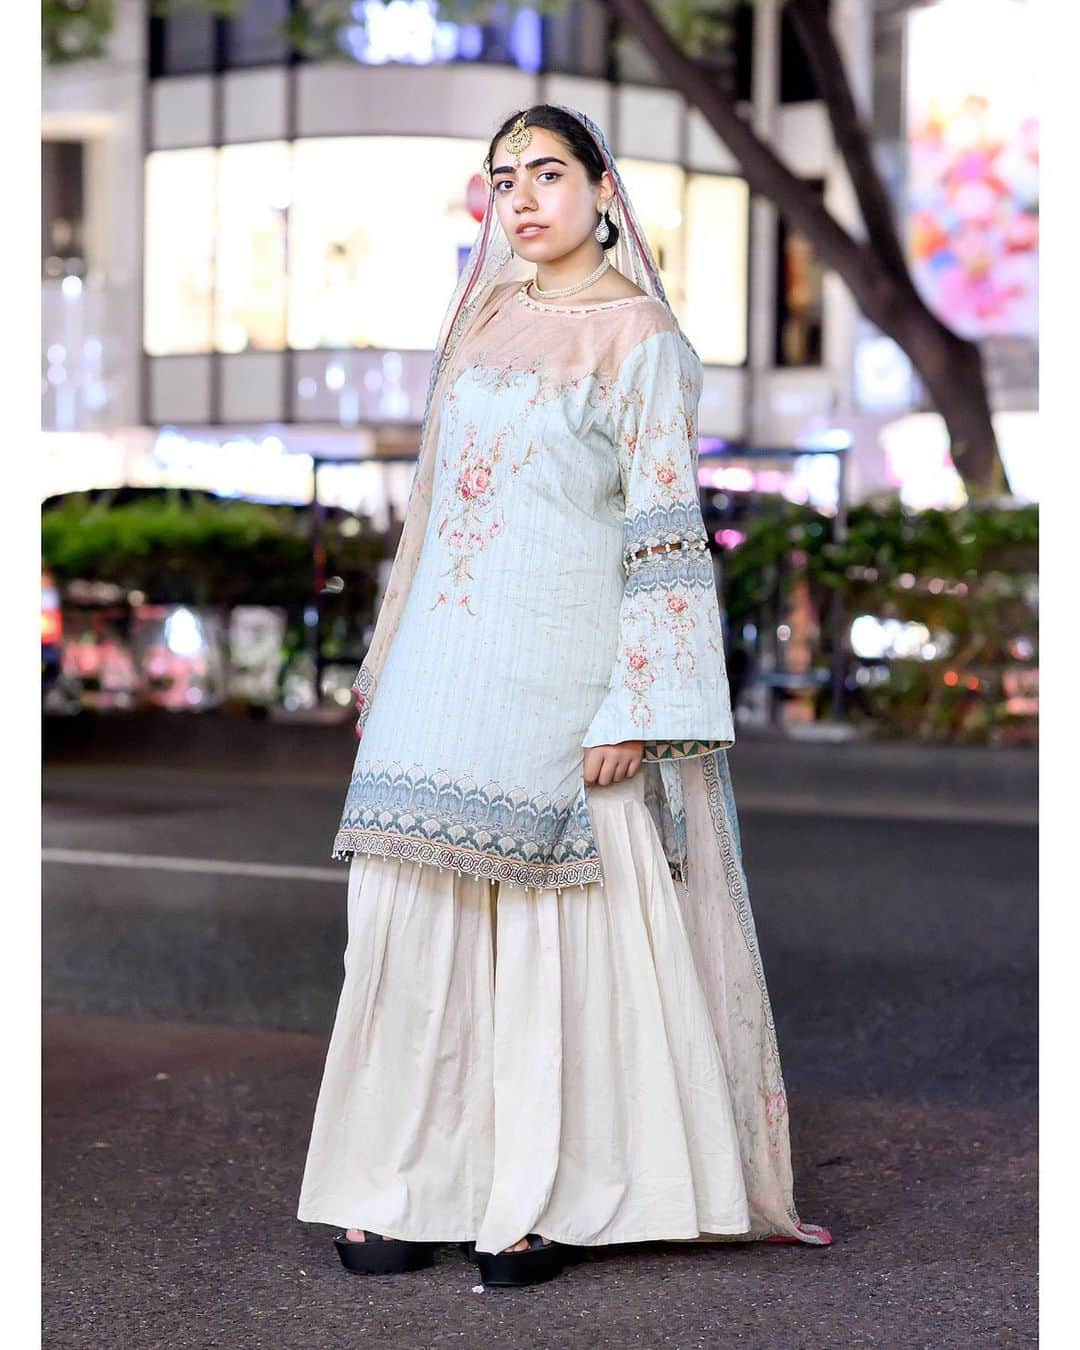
[144,149,216,356]
[216,143,291,353]
[541,0,608,79]
[731,2,754,102]
[42,140,86,279]
[228,0,290,66]
[151,9,216,77]
[780,0,830,103]
[627,3,750,98]
[776,182,825,367]
[289,136,487,351]
[684,174,750,366]
[614,28,666,87]
[143,136,750,369]
[618,158,687,306]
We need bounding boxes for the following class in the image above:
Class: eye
[493,171,561,192]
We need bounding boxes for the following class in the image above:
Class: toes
[500,1235,551,1252]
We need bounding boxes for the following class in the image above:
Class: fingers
[583,745,642,787]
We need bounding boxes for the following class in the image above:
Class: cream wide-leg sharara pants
[296,770,751,1254]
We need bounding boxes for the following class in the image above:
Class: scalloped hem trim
[331,828,606,892]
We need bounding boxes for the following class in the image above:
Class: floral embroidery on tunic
[612,553,714,730]
[467,345,618,416]
[428,400,541,616]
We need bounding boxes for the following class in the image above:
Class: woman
[296,104,831,1289]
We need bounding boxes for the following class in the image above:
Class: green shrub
[41,491,385,617]
[720,497,1037,742]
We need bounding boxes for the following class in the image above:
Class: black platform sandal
[474,1233,573,1288]
[333,1229,435,1275]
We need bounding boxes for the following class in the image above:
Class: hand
[583,740,644,787]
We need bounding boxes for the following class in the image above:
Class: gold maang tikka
[504,111,532,167]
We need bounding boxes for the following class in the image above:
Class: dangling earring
[594,207,611,244]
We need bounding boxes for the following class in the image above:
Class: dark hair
[484,105,620,252]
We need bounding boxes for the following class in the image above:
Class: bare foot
[345,1228,368,1241]
[501,1235,552,1252]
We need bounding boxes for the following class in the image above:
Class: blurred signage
[145,430,314,504]
[41,432,130,499]
[466,172,488,223]
[345,0,541,72]
[879,413,969,509]
[879,409,1038,507]
[853,326,916,414]
[905,0,1039,338]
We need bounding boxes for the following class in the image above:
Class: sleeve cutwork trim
[622,537,710,573]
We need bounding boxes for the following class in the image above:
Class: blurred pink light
[700,466,755,491]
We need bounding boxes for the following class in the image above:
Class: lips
[516,224,547,237]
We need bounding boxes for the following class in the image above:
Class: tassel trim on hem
[331,830,606,893]
[332,839,689,896]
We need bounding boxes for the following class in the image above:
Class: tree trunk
[893,310,1005,497]
[838,261,1004,496]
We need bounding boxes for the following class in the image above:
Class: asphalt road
[43,745,1036,1347]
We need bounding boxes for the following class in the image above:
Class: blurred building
[41,0,1039,519]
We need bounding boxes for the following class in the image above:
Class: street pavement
[43,717,1036,1347]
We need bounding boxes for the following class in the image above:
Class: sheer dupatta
[349,105,831,1247]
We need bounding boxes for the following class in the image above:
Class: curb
[43,711,1037,824]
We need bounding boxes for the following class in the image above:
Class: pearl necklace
[529,257,610,299]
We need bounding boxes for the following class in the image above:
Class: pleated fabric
[296,770,751,1253]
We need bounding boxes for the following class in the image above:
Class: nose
[512,181,537,212]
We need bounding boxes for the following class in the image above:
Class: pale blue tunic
[333,285,734,889]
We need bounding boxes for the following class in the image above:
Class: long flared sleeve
[582,325,735,760]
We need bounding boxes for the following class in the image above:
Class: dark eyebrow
[490,156,569,177]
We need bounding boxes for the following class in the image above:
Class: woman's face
[490,125,613,261]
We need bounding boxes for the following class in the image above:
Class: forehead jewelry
[504,111,532,167]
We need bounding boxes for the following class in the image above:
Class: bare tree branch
[785,0,911,283]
